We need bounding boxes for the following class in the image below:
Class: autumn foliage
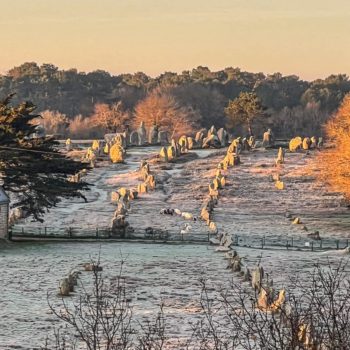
[133,89,200,138]
[316,94,350,199]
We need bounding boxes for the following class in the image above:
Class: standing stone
[171,139,181,157]
[158,131,168,145]
[195,129,207,143]
[187,137,194,150]
[251,266,264,291]
[201,207,211,221]
[138,121,147,145]
[202,135,220,149]
[248,135,256,148]
[59,278,71,296]
[159,147,168,162]
[114,134,126,148]
[310,136,317,149]
[217,128,228,147]
[111,191,121,203]
[130,131,140,146]
[146,174,156,190]
[167,146,176,160]
[302,137,311,150]
[262,129,274,148]
[317,137,324,148]
[137,183,148,194]
[110,214,128,237]
[66,138,72,151]
[149,123,159,145]
[109,144,125,163]
[276,147,285,165]
[289,137,302,152]
[178,135,188,153]
[207,125,217,138]
[123,127,130,147]
[275,180,284,190]
[92,140,100,151]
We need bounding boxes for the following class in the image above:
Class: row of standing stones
[109,160,157,236]
[274,135,325,241]
[192,135,289,316]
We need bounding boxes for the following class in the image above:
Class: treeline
[1,62,350,138]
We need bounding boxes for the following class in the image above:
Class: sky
[0,0,349,80]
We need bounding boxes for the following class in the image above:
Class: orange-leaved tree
[133,88,200,138]
[91,101,131,133]
[316,93,350,199]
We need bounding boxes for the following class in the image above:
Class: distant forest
[1,62,350,138]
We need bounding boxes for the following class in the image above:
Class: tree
[225,92,267,135]
[90,102,131,133]
[316,94,350,200]
[133,88,200,138]
[0,94,89,221]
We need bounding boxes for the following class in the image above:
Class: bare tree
[189,260,350,350]
[44,258,350,350]
[44,258,167,350]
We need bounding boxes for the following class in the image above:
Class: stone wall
[0,204,9,239]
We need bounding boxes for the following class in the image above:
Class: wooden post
[44,227,47,236]
[291,237,294,247]
[336,240,339,250]
[311,242,314,252]
[96,227,98,238]
[320,239,323,249]
[286,240,289,250]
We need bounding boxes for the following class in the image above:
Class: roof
[0,187,9,205]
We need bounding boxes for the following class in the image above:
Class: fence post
[320,239,323,249]
[69,227,72,238]
[208,231,210,242]
[286,240,289,250]
[336,240,339,250]
[311,242,314,252]
[346,239,349,248]
[21,227,24,235]
[291,237,294,247]
[44,227,47,236]
[261,238,264,249]
[96,227,98,238]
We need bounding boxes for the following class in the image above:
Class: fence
[9,225,211,243]
[9,225,350,251]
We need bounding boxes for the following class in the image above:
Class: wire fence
[9,225,350,252]
[9,225,211,243]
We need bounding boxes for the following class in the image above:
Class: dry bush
[271,102,329,138]
[316,94,350,199]
[68,115,104,139]
[33,110,70,137]
[134,88,200,139]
